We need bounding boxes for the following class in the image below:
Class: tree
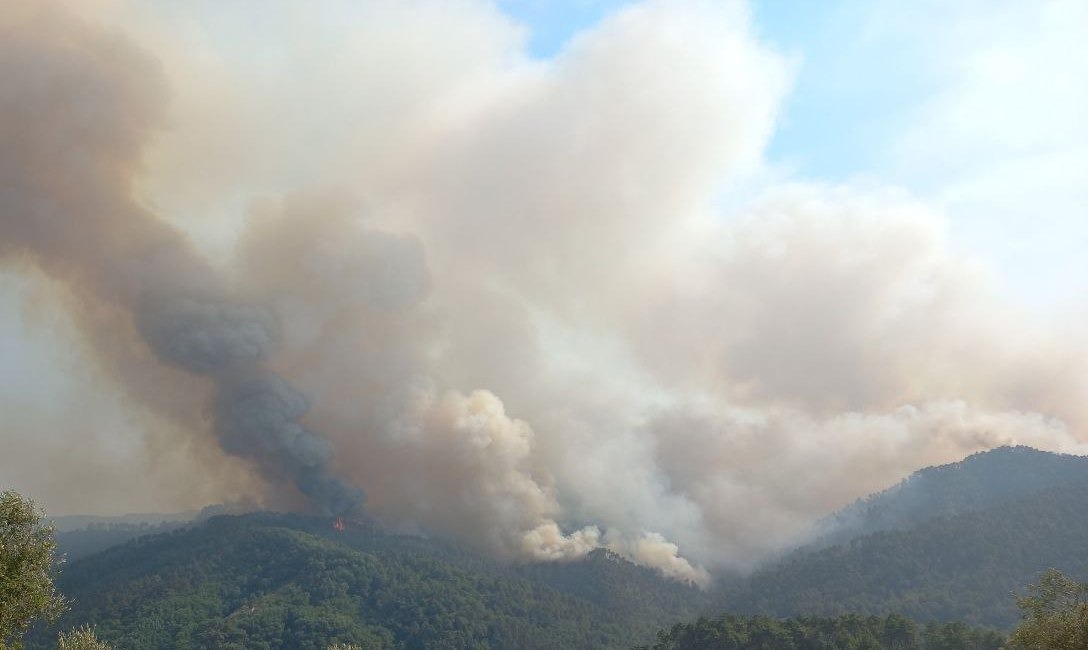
[881,613,918,649]
[57,626,111,650]
[1,490,66,649]
[1007,568,1088,650]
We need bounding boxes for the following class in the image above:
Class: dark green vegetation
[637,613,1004,650]
[821,446,1088,543]
[53,506,235,561]
[718,447,1088,628]
[56,522,187,562]
[13,446,1088,648]
[27,513,710,649]
[640,568,1088,650]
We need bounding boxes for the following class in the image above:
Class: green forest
[12,505,1083,649]
[719,448,1088,629]
[26,513,710,649]
[636,614,1004,650]
[5,447,1088,649]
[724,480,1088,628]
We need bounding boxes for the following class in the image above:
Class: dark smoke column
[0,5,362,515]
[135,293,365,516]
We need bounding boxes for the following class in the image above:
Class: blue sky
[499,0,922,179]
[499,0,1088,310]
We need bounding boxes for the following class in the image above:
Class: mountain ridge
[721,446,1088,628]
[30,512,710,649]
[31,445,1088,647]
[814,445,1088,546]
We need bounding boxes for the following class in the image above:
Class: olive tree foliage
[57,627,111,650]
[1008,568,1088,650]
[1,490,67,649]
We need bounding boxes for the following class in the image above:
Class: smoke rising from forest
[1,1,1086,584]
[0,3,361,516]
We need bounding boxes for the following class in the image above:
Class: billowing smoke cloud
[2,0,1086,585]
[0,3,360,515]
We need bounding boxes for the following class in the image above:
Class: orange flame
[333,517,345,532]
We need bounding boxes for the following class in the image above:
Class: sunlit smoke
[1,0,1085,584]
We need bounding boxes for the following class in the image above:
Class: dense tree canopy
[17,445,1088,649]
[823,447,1088,545]
[27,513,709,649]
[1,490,66,649]
[634,613,1005,650]
[720,480,1088,628]
[1007,569,1088,650]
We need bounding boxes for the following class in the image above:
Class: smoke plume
[1,0,1086,584]
[0,3,361,515]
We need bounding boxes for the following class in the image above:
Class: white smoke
[1,0,1085,585]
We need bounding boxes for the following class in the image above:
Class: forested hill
[637,613,1004,650]
[30,446,1088,646]
[818,445,1088,544]
[721,477,1088,629]
[29,513,710,649]
[56,520,189,561]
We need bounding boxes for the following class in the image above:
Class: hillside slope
[32,447,1088,646]
[725,464,1088,628]
[30,513,708,649]
[637,613,1005,650]
[819,446,1088,544]
[56,521,189,561]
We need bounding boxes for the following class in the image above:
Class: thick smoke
[2,0,1086,584]
[0,3,360,515]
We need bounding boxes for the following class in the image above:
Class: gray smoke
[0,2,361,516]
[214,371,362,516]
[2,0,1085,584]
[136,297,275,374]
